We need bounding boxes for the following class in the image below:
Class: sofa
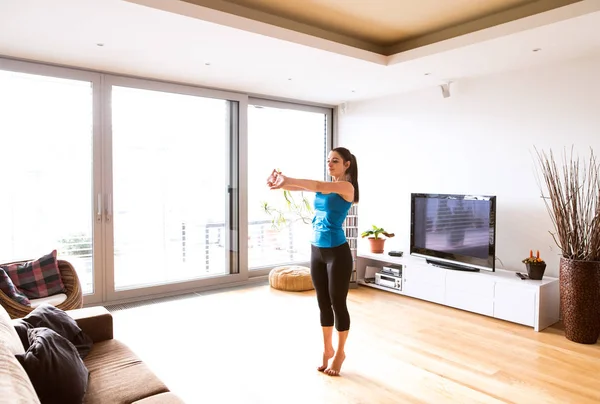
[0,304,184,403]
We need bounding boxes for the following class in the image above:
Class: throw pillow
[21,303,93,359]
[3,250,66,299]
[0,267,31,306]
[16,327,89,404]
[13,319,34,351]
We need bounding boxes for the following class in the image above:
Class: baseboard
[86,275,270,311]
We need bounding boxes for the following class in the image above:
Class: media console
[357,251,560,332]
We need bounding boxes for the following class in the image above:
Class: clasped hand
[267,169,286,189]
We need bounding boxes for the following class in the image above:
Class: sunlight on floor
[107,283,600,404]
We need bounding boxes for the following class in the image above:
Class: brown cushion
[269,265,314,291]
[83,339,168,404]
[68,306,114,343]
[16,327,89,404]
[17,304,93,358]
[132,392,185,403]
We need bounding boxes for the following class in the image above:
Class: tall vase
[559,257,600,344]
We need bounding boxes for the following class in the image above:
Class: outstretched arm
[269,173,354,202]
[266,169,308,191]
[282,185,308,191]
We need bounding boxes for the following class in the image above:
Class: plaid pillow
[0,267,31,306]
[4,250,66,299]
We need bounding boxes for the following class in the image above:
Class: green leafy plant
[262,190,313,230]
[361,225,395,239]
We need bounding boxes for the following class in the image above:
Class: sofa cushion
[12,319,33,352]
[67,306,113,343]
[30,292,68,308]
[132,392,186,403]
[2,250,66,299]
[17,303,93,358]
[16,327,89,404]
[0,342,40,404]
[83,339,169,404]
[0,267,31,306]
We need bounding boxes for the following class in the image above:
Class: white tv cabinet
[357,251,560,331]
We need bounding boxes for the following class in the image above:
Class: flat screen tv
[410,193,496,272]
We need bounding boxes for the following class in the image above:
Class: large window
[102,76,243,302]
[110,85,236,290]
[1,57,332,304]
[0,69,95,295]
[247,100,331,270]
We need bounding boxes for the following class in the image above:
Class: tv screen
[410,193,496,271]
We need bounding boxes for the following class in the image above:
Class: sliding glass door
[0,61,103,303]
[247,99,332,272]
[1,58,247,304]
[102,76,245,301]
[109,84,236,291]
[1,56,336,304]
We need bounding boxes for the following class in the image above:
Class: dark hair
[332,147,359,203]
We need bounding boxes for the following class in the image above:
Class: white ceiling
[1,0,600,105]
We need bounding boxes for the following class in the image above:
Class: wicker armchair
[0,259,83,319]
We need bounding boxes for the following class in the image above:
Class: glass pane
[247,105,327,269]
[0,70,94,294]
[111,86,231,290]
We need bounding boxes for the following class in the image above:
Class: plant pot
[559,257,600,344]
[525,263,546,280]
[368,238,386,254]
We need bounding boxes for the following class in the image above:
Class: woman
[267,147,359,376]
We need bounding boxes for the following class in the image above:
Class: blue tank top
[311,192,353,248]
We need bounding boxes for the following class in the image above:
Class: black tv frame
[409,193,497,272]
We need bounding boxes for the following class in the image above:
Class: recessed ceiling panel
[220,0,536,45]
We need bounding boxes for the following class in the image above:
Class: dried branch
[534,147,600,261]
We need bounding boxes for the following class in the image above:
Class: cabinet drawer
[445,289,494,316]
[494,282,536,326]
[445,271,495,296]
[404,264,446,286]
[404,281,445,305]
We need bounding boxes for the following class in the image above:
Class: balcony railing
[57,219,310,295]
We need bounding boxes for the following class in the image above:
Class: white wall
[339,53,600,277]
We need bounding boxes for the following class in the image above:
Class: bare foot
[317,347,335,372]
[325,352,345,376]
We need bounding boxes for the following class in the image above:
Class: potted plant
[361,225,394,254]
[522,250,546,280]
[262,190,313,230]
[535,147,600,344]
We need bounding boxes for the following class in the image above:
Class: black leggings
[310,242,353,332]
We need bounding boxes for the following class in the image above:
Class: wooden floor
[109,282,600,404]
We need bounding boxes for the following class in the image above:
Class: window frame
[247,97,333,277]
[0,55,336,304]
[0,57,105,305]
[101,74,249,303]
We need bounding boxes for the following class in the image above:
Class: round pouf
[269,265,314,292]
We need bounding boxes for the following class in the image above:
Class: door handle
[96,194,102,222]
[105,194,112,223]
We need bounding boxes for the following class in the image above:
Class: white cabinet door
[445,271,495,316]
[403,265,445,304]
[494,282,536,326]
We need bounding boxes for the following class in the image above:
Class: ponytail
[349,154,359,203]
[332,147,359,203]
